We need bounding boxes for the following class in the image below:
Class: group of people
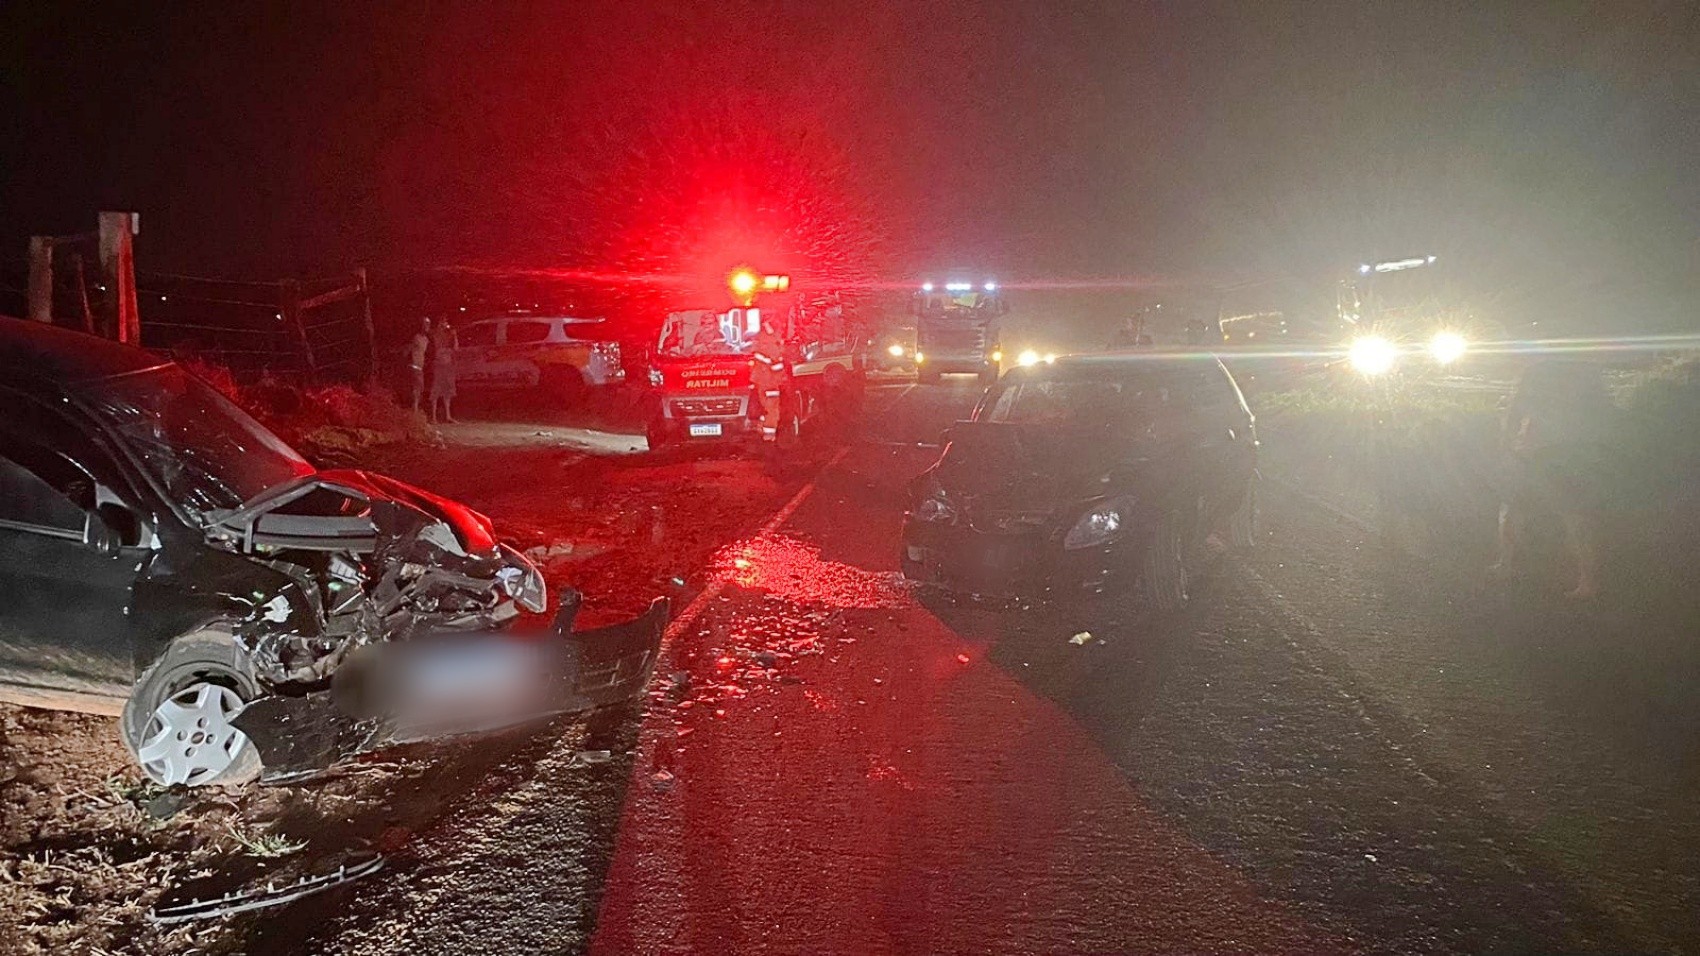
[406,317,459,423]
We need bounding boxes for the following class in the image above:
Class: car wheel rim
[137,683,251,787]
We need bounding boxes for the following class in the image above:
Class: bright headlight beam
[1017,349,1041,367]
[888,343,906,357]
[1429,330,1467,365]
[1348,336,1398,376]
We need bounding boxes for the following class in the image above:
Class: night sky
[4,1,1698,332]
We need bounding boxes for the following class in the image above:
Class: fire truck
[912,280,1006,385]
[646,270,864,451]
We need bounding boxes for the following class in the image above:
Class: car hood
[206,468,498,558]
[932,421,1146,514]
[315,469,498,555]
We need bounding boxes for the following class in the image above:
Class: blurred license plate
[689,423,723,437]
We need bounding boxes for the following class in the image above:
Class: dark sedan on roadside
[901,353,1258,610]
[0,317,663,787]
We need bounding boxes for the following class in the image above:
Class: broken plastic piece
[150,852,384,924]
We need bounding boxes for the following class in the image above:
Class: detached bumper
[233,594,669,782]
[900,520,1142,601]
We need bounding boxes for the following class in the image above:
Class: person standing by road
[406,318,431,413]
[429,318,459,424]
[1493,358,1613,598]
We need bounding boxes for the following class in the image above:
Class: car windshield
[983,371,1166,429]
[658,310,755,358]
[82,365,314,523]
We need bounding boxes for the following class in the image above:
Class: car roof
[0,315,172,387]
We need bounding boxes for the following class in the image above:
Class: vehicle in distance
[902,353,1257,610]
[912,281,1005,385]
[454,313,626,401]
[0,317,663,787]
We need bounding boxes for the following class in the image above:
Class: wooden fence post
[27,236,52,323]
[280,278,317,380]
[356,267,378,385]
[97,212,141,344]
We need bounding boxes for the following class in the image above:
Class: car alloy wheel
[136,683,253,787]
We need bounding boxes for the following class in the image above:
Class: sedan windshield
[83,365,313,523]
[984,377,1147,428]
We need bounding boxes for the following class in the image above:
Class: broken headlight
[911,480,957,524]
[1064,496,1133,550]
[496,544,548,613]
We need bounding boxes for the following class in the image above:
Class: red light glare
[729,269,759,296]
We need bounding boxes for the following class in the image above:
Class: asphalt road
[297,378,1699,955]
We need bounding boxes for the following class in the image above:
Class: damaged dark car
[0,317,665,787]
[901,353,1258,610]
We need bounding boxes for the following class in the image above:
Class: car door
[499,319,554,387]
[0,426,148,700]
[453,320,502,388]
[1161,362,1254,511]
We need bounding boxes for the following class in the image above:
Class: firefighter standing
[751,307,791,442]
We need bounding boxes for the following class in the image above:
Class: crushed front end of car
[197,470,666,781]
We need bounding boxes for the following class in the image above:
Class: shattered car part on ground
[149,852,386,924]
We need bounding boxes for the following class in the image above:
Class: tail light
[594,341,623,372]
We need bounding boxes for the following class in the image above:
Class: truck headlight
[1064,497,1133,550]
[1347,335,1398,376]
[888,343,906,357]
[1428,330,1467,365]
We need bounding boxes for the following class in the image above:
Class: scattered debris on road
[149,852,384,924]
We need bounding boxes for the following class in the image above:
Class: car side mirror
[82,511,123,557]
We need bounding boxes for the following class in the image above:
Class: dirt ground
[0,408,805,955]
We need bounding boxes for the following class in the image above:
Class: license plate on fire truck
[689,423,723,437]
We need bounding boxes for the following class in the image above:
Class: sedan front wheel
[1140,512,1190,612]
[121,630,262,788]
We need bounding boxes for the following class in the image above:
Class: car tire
[1228,477,1258,550]
[1140,512,1189,612]
[120,628,262,788]
[646,416,671,451]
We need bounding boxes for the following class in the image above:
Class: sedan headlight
[911,482,957,524]
[496,545,548,612]
[1064,496,1133,550]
